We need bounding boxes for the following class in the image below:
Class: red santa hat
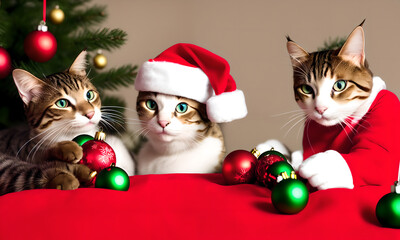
[135,43,247,123]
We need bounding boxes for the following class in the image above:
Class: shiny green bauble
[72,134,94,146]
[376,192,400,228]
[95,166,130,191]
[267,161,294,180]
[258,149,287,161]
[271,179,309,214]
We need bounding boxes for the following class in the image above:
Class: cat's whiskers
[28,125,62,161]
[101,106,137,113]
[271,109,304,117]
[338,120,355,144]
[16,126,57,158]
[283,115,308,139]
[100,117,125,137]
[101,113,126,126]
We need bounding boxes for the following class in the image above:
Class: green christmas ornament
[95,164,130,191]
[271,172,309,214]
[72,134,94,146]
[376,181,400,228]
[267,161,294,181]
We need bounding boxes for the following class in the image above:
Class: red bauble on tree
[80,131,116,173]
[222,150,257,185]
[24,22,57,62]
[0,47,11,79]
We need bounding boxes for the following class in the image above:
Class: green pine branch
[74,28,127,51]
[91,65,138,91]
[99,95,127,134]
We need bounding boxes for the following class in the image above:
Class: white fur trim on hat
[135,61,214,103]
[206,89,247,123]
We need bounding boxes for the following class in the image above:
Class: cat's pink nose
[85,111,95,120]
[158,120,170,128]
[315,107,327,115]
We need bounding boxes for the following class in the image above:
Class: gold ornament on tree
[93,50,107,69]
[49,5,65,24]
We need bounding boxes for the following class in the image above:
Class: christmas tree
[0,0,137,133]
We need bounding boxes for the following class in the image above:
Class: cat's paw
[70,163,97,186]
[290,150,303,171]
[48,141,83,163]
[298,150,354,190]
[45,170,80,190]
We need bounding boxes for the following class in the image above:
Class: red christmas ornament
[0,47,11,79]
[222,150,257,185]
[256,148,288,187]
[80,131,116,173]
[24,22,57,62]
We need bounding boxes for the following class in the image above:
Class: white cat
[135,92,225,174]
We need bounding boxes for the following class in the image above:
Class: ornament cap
[94,131,106,141]
[37,21,48,32]
[250,148,260,158]
[391,181,400,194]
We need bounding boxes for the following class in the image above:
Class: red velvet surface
[0,174,398,240]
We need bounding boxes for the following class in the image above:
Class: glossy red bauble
[222,150,257,185]
[0,47,11,79]
[24,30,57,62]
[80,139,116,173]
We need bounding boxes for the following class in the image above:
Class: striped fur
[0,51,98,195]
[287,23,374,127]
[136,91,225,174]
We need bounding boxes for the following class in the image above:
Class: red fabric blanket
[0,174,397,239]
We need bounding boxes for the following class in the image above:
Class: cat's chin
[313,118,341,127]
[149,132,176,143]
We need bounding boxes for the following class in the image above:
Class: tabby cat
[135,92,225,174]
[280,21,400,190]
[0,51,134,195]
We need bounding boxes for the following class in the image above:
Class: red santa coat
[303,89,400,187]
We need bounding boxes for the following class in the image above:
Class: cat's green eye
[300,84,313,95]
[55,99,69,108]
[176,103,188,113]
[333,80,347,92]
[145,100,157,110]
[86,90,95,101]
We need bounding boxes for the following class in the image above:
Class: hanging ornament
[0,47,12,79]
[24,0,57,63]
[271,171,309,214]
[80,131,117,173]
[255,148,293,188]
[93,50,107,69]
[49,5,65,25]
[222,149,257,185]
[376,181,400,228]
[72,134,94,146]
[95,163,130,191]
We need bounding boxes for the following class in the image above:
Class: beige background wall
[93,0,400,153]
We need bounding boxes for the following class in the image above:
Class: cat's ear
[338,23,365,67]
[68,50,87,76]
[12,69,45,106]
[286,37,309,66]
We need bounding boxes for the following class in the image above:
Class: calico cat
[135,92,225,174]
[259,21,400,190]
[0,51,134,195]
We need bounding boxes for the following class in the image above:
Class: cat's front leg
[298,150,354,190]
[46,141,83,163]
[43,162,96,190]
